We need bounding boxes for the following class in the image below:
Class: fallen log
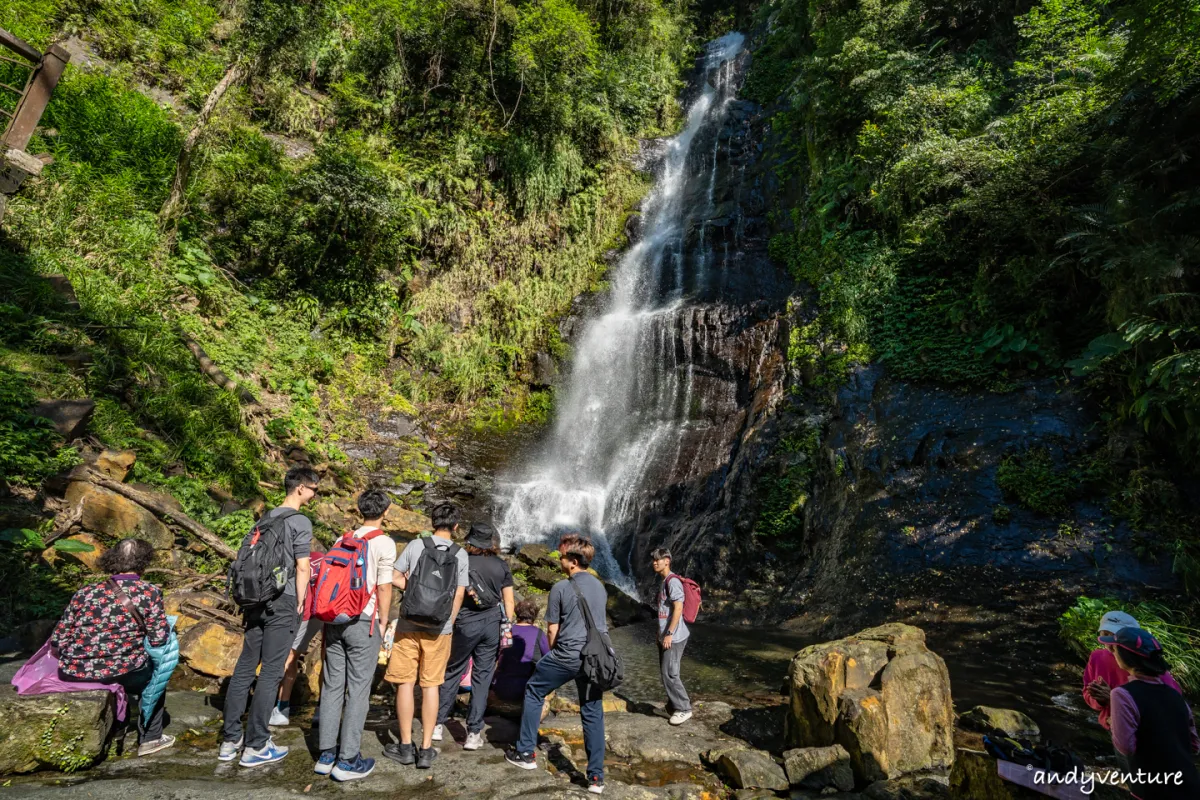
[83,469,237,560]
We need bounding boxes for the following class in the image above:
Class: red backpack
[311,529,385,632]
[671,574,702,624]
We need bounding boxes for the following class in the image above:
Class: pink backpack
[671,574,702,624]
[311,529,385,632]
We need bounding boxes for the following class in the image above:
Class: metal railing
[0,27,70,151]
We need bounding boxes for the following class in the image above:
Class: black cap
[465,522,498,551]
[1098,626,1163,658]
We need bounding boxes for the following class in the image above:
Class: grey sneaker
[463,731,484,751]
[137,734,176,757]
[416,747,438,769]
[218,736,244,762]
[383,742,415,765]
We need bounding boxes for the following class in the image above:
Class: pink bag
[12,641,128,721]
[460,658,473,690]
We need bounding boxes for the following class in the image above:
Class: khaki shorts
[385,630,452,687]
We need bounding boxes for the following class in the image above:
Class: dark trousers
[61,663,165,744]
[222,595,298,749]
[516,651,605,781]
[436,617,501,734]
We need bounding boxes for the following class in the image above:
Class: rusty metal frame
[0,27,70,151]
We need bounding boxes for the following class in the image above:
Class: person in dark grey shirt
[506,535,610,795]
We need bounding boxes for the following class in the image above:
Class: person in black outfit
[1100,626,1200,800]
[433,523,515,750]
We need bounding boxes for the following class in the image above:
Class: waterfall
[497,33,750,591]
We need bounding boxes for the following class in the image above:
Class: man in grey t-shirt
[651,547,691,725]
[507,535,611,794]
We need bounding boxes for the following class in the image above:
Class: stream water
[495,33,751,590]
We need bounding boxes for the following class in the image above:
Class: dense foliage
[0,0,696,495]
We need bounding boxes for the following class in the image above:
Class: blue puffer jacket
[141,615,179,720]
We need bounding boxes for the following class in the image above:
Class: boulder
[384,505,432,537]
[547,693,628,714]
[783,744,855,792]
[948,748,1038,800]
[710,748,789,791]
[93,450,136,481]
[164,590,232,635]
[42,533,106,572]
[518,542,554,568]
[30,399,94,441]
[958,706,1040,739]
[605,582,653,627]
[178,622,243,677]
[0,686,114,774]
[786,623,953,785]
[531,351,559,388]
[64,481,173,549]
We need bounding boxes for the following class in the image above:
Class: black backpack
[229,509,300,609]
[569,575,623,691]
[400,537,462,629]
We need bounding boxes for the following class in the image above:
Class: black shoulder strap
[568,576,599,633]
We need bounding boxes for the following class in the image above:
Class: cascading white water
[497,33,747,590]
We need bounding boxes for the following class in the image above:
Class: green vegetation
[753,421,823,543]
[750,0,1200,454]
[996,449,1078,516]
[1059,596,1200,696]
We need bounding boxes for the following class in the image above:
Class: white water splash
[497,33,746,591]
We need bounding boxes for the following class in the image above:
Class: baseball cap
[1098,626,1163,658]
[1098,610,1138,635]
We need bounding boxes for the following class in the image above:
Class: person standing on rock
[220,465,318,767]
[312,489,397,781]
[1084,611,1183,730]
[382,502,468,770]
[432,522,515,751]
[506,534,609,795]
[1101,626,1200,799]
[51,537,176,756]
[651,547,691,725]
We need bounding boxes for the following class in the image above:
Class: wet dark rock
[958,706,1040,739]
[531,351,558,388]
[625,212,644,244]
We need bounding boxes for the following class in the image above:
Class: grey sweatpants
[318,617,382,760]
[660,638,690,712]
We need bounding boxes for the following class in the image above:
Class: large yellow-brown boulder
[178,622,243,677]
[41,533,106,572]
[65,481,173,549]
[384,506,432,537]
[164,591,231,635]
[785,623,953,787]
[93,450,136,481]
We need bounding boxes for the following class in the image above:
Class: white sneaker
[218,736,243,762]
[430,724,443,742]
[269,707,289,727]
[137,734,176,757]
[463,731,484,750]
[668,710,693,726]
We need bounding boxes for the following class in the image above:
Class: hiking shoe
[416,747,438,769]
[463,731,484,751]
[239,739,289,767]
[430,723,444,742]
[332,754,375,782]
[588,776,605,794]
[137,734,176,757]
[383,742,415,765]
[269,706,290,726]
[218,736,243,762]
[314,749,337,775]
[505,747,537,770]
[669,710,693,726]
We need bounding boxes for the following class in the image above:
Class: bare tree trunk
[159,60,247,228]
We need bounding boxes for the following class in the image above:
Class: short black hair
[284,465,320,495]
[430,502,460,532]
[1116,646,1172,677]
[357,488,391,520]
[97,538,156,575]
[515,599,540,623]
[650,547,672,561]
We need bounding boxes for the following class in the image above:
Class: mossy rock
[0,686,114,774]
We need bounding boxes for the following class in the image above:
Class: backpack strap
[568,575,600,633]
[107,578,146,633]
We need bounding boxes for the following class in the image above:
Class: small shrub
[996,448,1076,515]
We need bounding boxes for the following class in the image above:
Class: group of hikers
[35,466,1200,797]
[43,466,698,794]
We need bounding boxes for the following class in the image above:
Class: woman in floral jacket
[51,537,175,756]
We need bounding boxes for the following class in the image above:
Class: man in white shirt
[313,489,397,781]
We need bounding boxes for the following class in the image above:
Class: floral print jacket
[51,574,170,680]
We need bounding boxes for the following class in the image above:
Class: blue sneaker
[314,749,337,775]
[239,739,289,768]
[331,754,375,782]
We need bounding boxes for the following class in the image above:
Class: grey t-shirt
[264,507,313,597]
[394,535,469,636]
[657,574,689,643]
[546,572,608,659]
